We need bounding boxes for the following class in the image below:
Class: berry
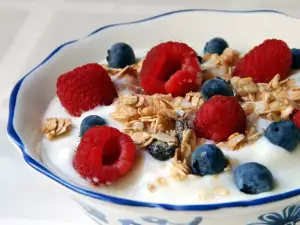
[233,39,292,83]
[140,42,201,97]
[80,115,106,137]
[204,37,229,55]
[175,118,192,144]
[147,141,176,161]
[193,95,246,142]
[106,43,136,68]
[264,120,300,152]
[191,144,227,176]
[73,126,136,184]
[292,111,300,129]
[291,48,300,69]
[57,63,117,117]
[233,162,274,194]
[165,70,201,97]
[201,77,234,100]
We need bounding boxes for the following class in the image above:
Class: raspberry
[292,111,300,129]
[56,63,117,117]
[73,126,136,184]
[233,39,292,83]
[193,95,246,142]
[140,42,201,97]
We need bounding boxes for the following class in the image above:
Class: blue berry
[264,120,300,152]
[201,77,234,100]
[233,162,274,194]
[106,43,135,68]
[204,37,229,55]
[191,144,227,176]
[291,48,300,69]
[148,141,176,161]
[80,115,106,137]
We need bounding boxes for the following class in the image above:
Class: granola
[201,47,240,81]
[42,118,72,140]
[217,127,263,151]
[231,75,300,122]
[112,93,201,148]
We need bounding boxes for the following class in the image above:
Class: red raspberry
[292,111,300,129]
[193,95,246,142]
[73,126,136,185]
[233,39,292,83]
[56,63,117,117]
[140,42,201,97]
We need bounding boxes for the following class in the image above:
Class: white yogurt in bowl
[38,52,300,206]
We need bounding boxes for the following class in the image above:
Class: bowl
[7,9,300,225]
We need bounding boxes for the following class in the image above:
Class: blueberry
[201,77,234,100]
[80,115,106,137]
[233,162,274,194]
[204,37,229,55]
[175,118,192,144]
[148,141,176,161]
[107,42,135,68]
[291,48,300,69]
[264,120,300,152]
[191,144,227,176]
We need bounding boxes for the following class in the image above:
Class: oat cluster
[102,60,144,93]
[111,93,202,144]
[233,75,299,119]
[42,118,72,140]
[201,47,240,81]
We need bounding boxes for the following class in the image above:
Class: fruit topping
[193,95,247,142]
[233,162,274,194]
[148,141,176,161]
[80,115,106,137]
[57,63,117,117]
[204,37,229,55]
[165,70,200,97]
[201,77,234,100]
[292,111,300,129]
[264,120,300,152]
[191,144,227,176]
[233,39,292,83]
[291,48,300,69]
[140,42,201,96]
[175,118,192,144]
[106,42,136,68]
[73,126,136,184]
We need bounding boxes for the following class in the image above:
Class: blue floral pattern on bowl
[249,203,300,225]
[76,199,203,225]
[74,201,300,224]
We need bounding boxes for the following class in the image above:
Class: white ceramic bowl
[8,9,300,225]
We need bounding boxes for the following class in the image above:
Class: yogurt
[39,53,300,205]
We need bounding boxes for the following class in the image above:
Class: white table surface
[1,0,300,224]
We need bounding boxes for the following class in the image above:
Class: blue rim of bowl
[7,9,300,211]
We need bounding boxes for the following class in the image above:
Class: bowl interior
[9,9,300,209]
